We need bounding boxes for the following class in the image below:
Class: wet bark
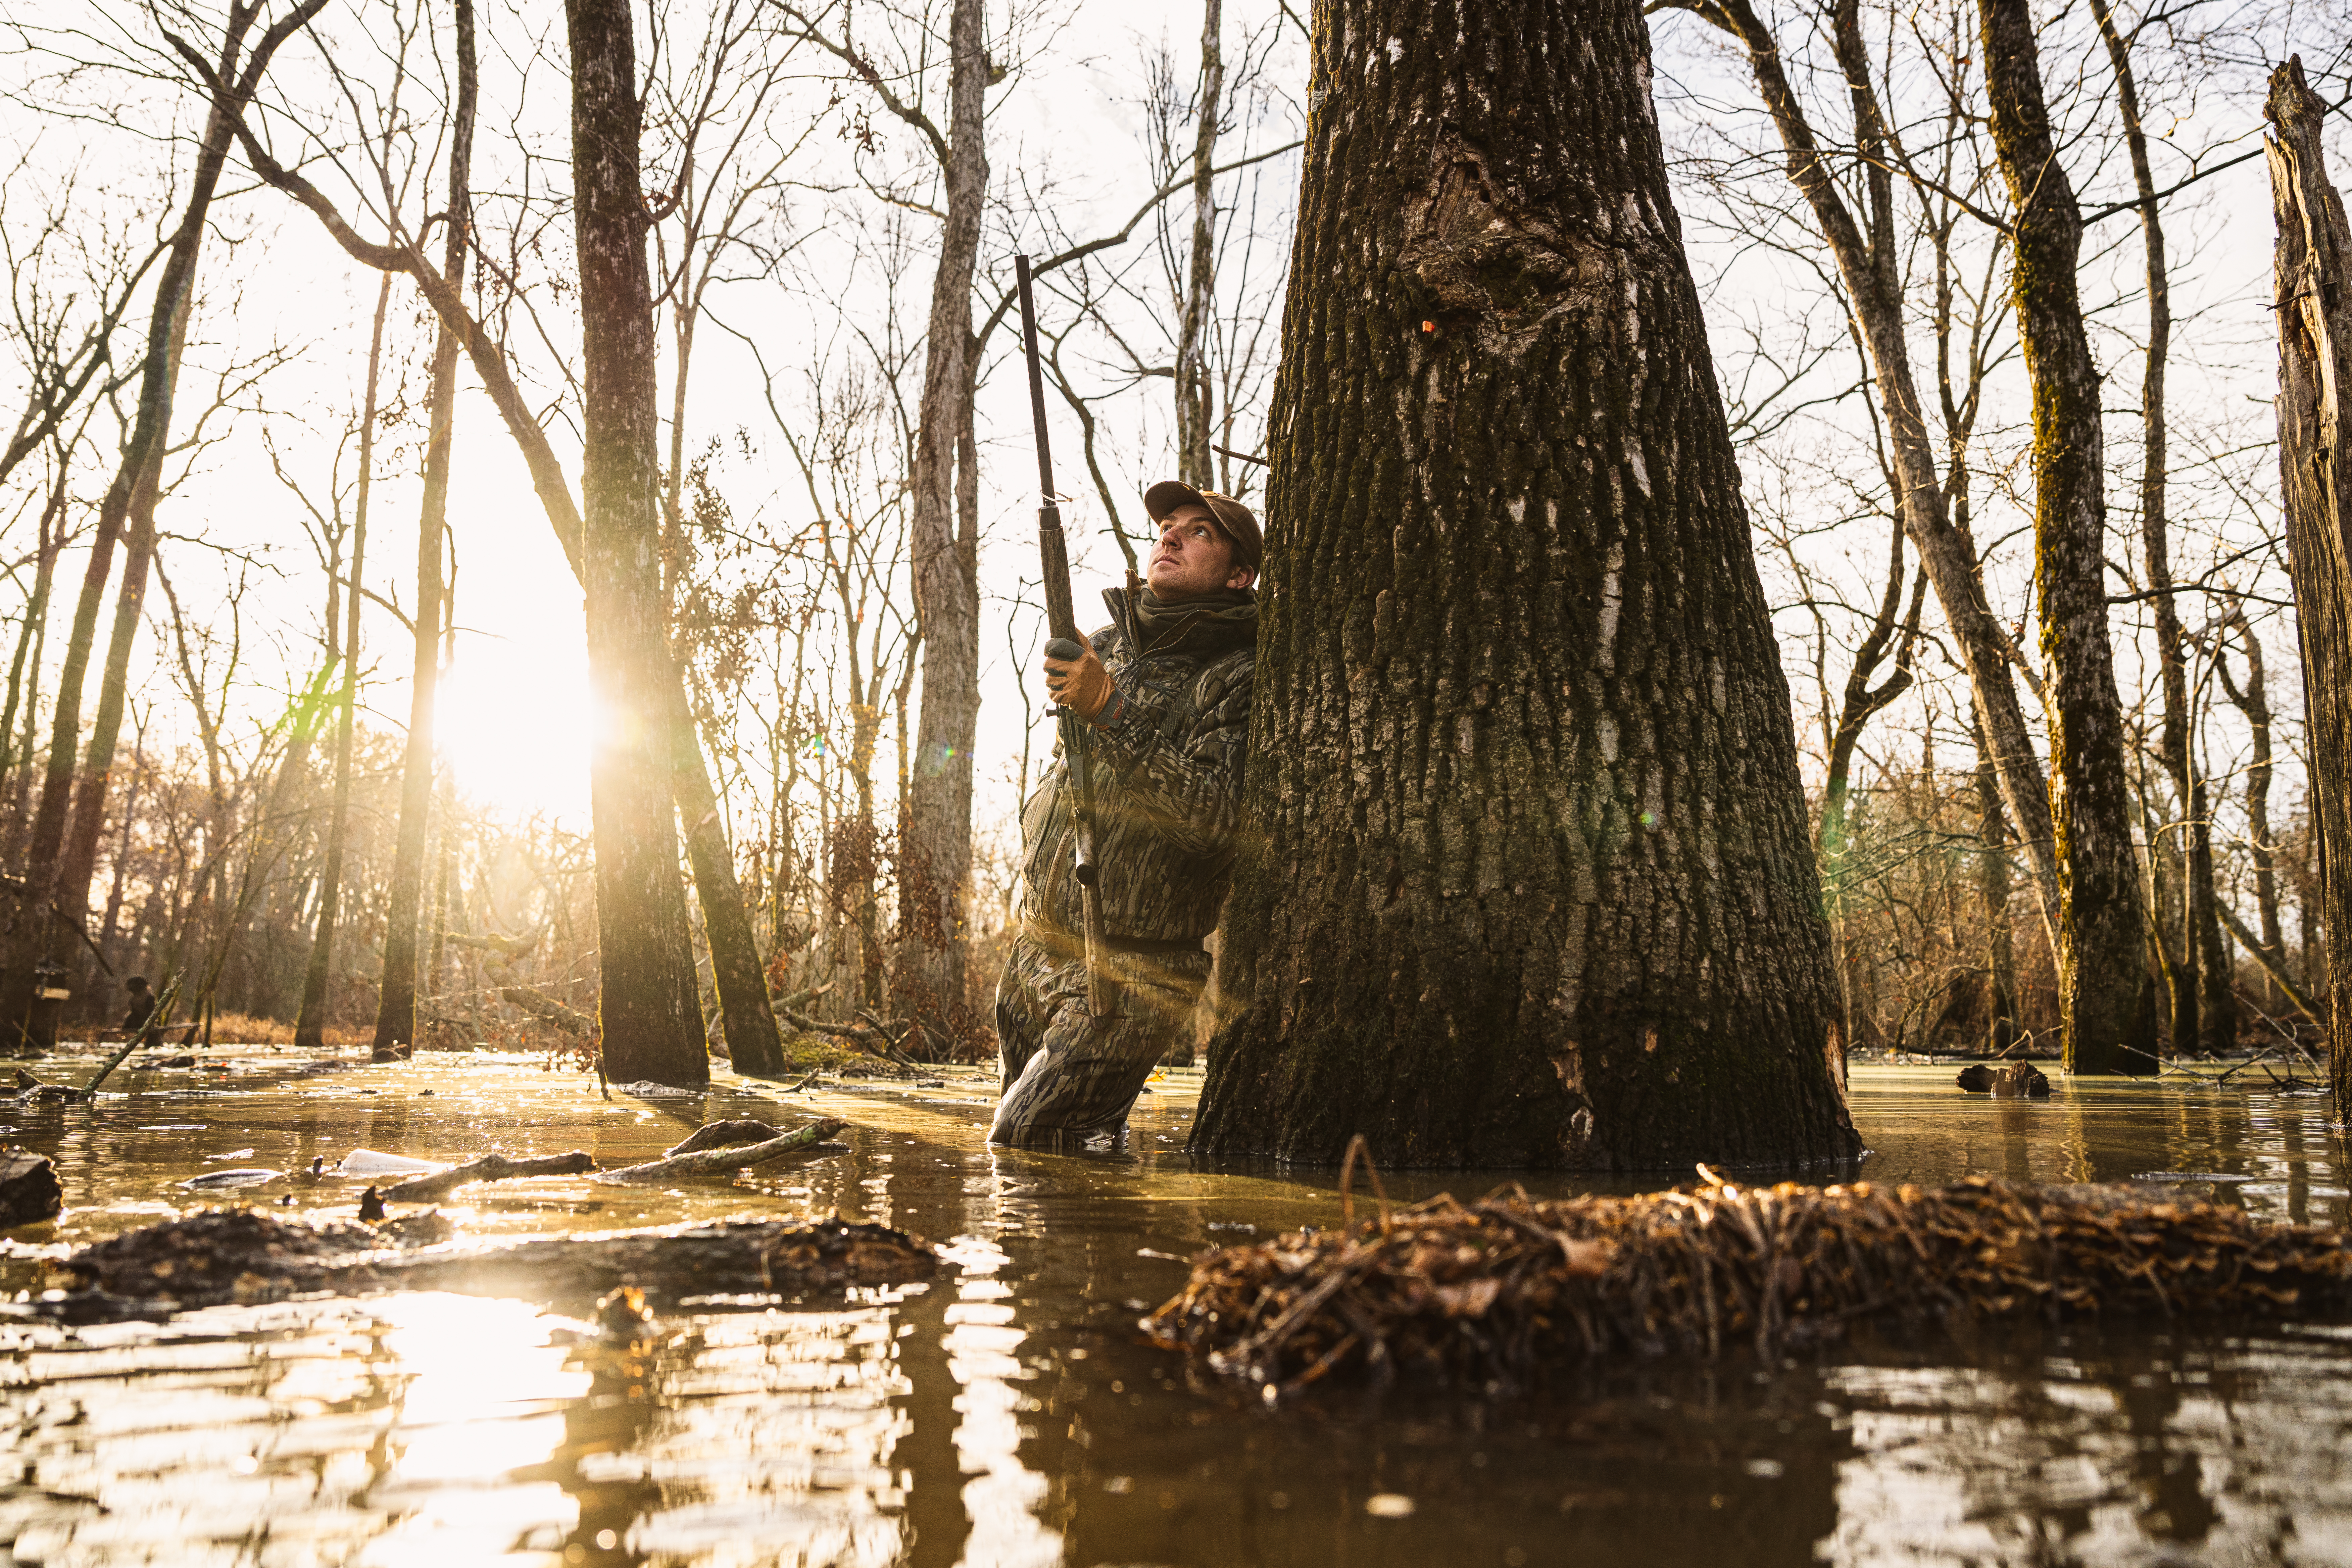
[2092,0,2232,1055]
[1979,0,2157,1075]
[295,274,387,1049]
[1190,0,1857,1168]
[566,0,707,1084]
[1174,0,1223,488]
[897,0,987,1051]
[2264,58,2352,1115]
[1668,0,2063,950]
[374,0,474,1059]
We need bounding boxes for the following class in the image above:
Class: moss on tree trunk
[1979,0,2157,1075]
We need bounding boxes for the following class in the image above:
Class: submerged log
[379,1150,599,1203]
[1146,1174,2352,1393]
[47,1206,937,1319]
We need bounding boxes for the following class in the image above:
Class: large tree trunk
[2092,0,2232,1056]
[566,0,706,1084]
[1174,0,1223,489]
[1190,0,1857,1169]
[1676,0,2064,953]
[375,0,474,1060]
[896,0,987,1058]
[2265,57,2352,1117]
[295,274,387,1048]
[1979,0,2157,1075]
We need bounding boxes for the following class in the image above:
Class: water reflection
[0,1059,2347,1564]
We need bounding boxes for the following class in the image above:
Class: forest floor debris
[1144,1167,2352,1395]
[42,1206,937,1319]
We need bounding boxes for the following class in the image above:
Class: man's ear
[1227,565,1258,590]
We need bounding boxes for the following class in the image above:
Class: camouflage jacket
[1019,585,1256,947]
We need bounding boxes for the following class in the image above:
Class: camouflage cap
[1143,480,1263,573]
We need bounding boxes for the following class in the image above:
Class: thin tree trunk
[666,673,785,1073]
[897,0,988,1054]
[1672,0,2064,951]
[1191,0,1857,1168]
[1174,0,1223,488]
[2092,0,2232,1055]
[427,586,457,1003]
[0,464,67,861]
[2219,599,2284,989]
[1973,705,2019,1053]
[2263,57,2352,1113]
[565,0,706,1083]
[375,0,474,1059]
[1979,0,2157,1074]
[295,273,387,1048]
[654,166,786,1081]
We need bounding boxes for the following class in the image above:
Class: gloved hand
[1042,634,1118,722]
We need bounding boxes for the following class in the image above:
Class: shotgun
[1014,254,1111,1020]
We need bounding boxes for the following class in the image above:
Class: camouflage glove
[1042,635,1120,724]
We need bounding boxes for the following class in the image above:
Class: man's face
[1147,504,1254,598]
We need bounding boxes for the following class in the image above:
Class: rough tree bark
[566,0,706,1083]
[2264,57,2352,1116]
[1189,0,1858,1168]
[2,0,324,1049]
[374,0,474,1059]
[1174,0,1223,488]
[295,274,386,1049]
[897,0,988,1055]
[1664,0,2063,950]
[1978,0,2156,1075]
[2092,0,2232,1055]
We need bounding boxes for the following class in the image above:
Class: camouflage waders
[989,927,1211,1145]
[991,582,1255,1147]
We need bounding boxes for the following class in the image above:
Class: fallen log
[379,1150,599,1203]
[663,1119,787,1157]
[45,1206,936,1319]
[0,1150,61,1228]
[598,1118,845,1183]
[1145,1172,2352,1395]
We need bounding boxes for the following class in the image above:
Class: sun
[432,637,596,820]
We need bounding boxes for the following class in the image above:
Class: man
[121,976,162,1048]
[991,480,1262,1146]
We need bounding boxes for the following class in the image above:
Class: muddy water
[0,1054,2343,1566]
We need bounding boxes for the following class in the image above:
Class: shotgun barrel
[1014,255,1110,1020]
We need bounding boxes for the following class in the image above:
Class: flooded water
[0,1051,2343,1566]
